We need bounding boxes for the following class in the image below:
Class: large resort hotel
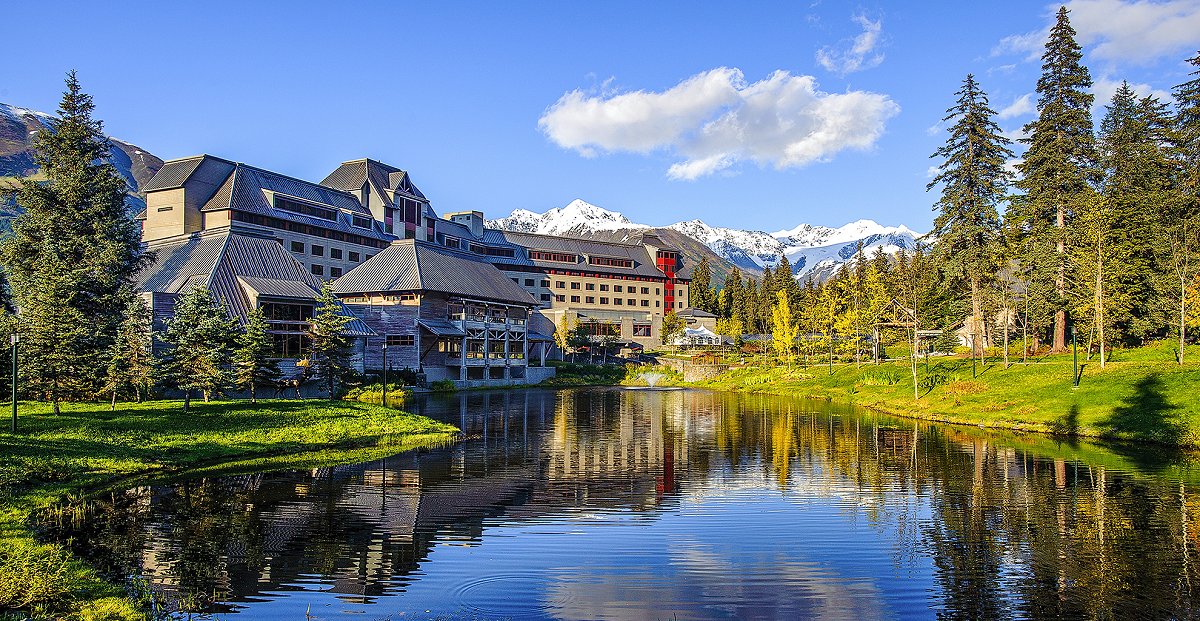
[135,155,691,386]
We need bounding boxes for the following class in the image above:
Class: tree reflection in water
[45,388,1200,619]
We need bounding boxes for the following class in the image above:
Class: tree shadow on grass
[1103,374,1182,446]
[1050,404,1080,445]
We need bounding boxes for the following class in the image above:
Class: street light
[382,342,389,408]
[10,333,16,433]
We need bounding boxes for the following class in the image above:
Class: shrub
[429,380,457,392]
[0,541,76,616]
[344,383,412,407]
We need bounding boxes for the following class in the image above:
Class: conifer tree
[744,278,761,333]
[162,287,236,411]
[234,307,281,403]
[928,74,1014,362]
[0,72,149,403]
[308,282,354,400]
[690,257,714,312]
[725,267,744,320]
[103,293,156,409]
[1014,7,1098,351]
[1165,51,1200,362]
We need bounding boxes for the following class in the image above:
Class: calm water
[47,388,1200,620]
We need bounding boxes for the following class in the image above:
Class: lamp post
[10,333,16,433]
[1072,325,1079,389]
[381,342,389,408]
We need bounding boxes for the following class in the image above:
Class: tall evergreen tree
[0,72,149,404]
[308,282,354,399]
[162,287,236,411]
[690,257,714,312]
[1166,51,1200,361]
[103,292,156,409]
[928,74,1014,360]
[1014,7,1097,352]
[234,307,281,403]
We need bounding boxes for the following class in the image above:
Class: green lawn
[692,340,1200,448]
[0,399,457,620]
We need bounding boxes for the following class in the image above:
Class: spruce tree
[103,292,156,409]
[234,307,281,403]
[308,282,354,399]
[1166,51,1200,361]
[1014,7,1098,352]
[1087,85,1172,366]
[928,74,1014,361]
[0,72,148,404]
[162,287,236,411]
[690,257,714,312]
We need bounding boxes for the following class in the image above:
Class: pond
[45,387,1200,620]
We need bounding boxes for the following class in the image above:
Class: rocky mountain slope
[488,199,922,285]
[0,102,163,231]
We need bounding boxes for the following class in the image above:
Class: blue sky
[4,1,1199,232]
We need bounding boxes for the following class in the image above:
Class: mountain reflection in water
[48,387,1200,620]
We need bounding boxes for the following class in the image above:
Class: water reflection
[49,388,1200,620]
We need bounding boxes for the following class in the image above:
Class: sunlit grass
[0,399,457,619]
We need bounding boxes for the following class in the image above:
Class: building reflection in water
[50,388,1200,620]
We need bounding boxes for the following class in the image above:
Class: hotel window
[524,278,535,287]
[570,282,580,290]
[614,285,623,293]
[570,295,580,303]
[627,298,636,306]
[599,284,608,291]
[385,294,417,302]
[556,295,566,302]
[641,300,649,307]
[556,281,566,289]
[589,255,634,268]
[386,334,415,347]
[586,296,594,304]
[352,215,372,229]
[529,250,578,263]
[330,267,343,278]
[274,195,337,221]
[330,248,343,260]
[655,301,660,307]
[585,283,595,291]
[615,298,623,306]
[311,245,324,257]
[290,241,304,253]
[634,324,651,337]
[511,277,520,284]
[641,287,649,295]
[349,251,361,262]
[541,293,552,302]
[656,288,661,295]
[540,279,550,287]
[599,297,608,305]
[311,264,324,276]
[677,289,682,296]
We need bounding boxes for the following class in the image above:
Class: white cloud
[998,93,1036,119]
[816,14,885,75]
[539,68,900,181]
[995,0,1200,64]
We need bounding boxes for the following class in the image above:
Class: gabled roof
[332,239,537,306]
[678,308,717,318]
[137,229,372,335]
[320,158,428,202]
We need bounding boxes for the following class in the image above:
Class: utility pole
[382,342,390,408]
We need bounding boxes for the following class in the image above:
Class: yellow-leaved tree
[771,290,799,364]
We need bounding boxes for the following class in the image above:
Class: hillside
[0,102,163,231]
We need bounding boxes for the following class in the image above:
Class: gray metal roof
[321,159,428,202]
[141,156,206,191]
[333,239,537,306]
[418,319,466,337]
[138,229,372,335]
[482,229,666,278]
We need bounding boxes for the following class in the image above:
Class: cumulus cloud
[995,0,1200,64]
[1092,75,1173,105]
[998,93,1036,119]
[816,14,885,75]
[538,68,900,180]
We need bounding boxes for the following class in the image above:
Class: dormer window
[589,255,634,268]
[273,195,337,221]
[351,215,372,229]
[530,250,578,263]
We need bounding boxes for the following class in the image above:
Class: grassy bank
[690,341,1200,447]
[0,399,458,620]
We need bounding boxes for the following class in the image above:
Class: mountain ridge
[487,199,923,285]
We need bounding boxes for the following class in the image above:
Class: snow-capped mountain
[489,199,649,237]
[488,200,923,284]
